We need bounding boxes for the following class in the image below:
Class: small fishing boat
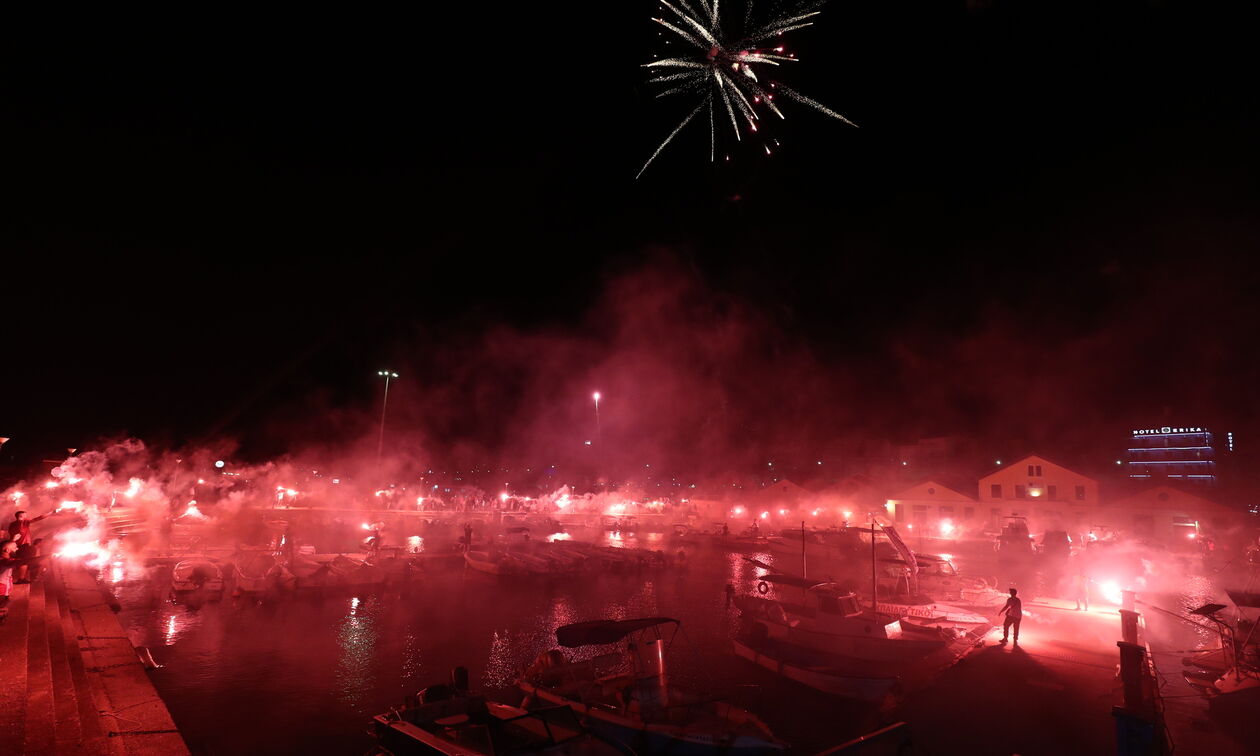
[171,559,224,594]
[373,667,626,755]
[731,635,901,704]
[464,550,522,576]
[519,617,787,755]
[232,552,296,594]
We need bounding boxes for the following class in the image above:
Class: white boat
[519,618,786,755]
[736,587,947,661]
[171,559,224,594]
[731,636,901,703]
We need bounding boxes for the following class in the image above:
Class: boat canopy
[556,617,679,647]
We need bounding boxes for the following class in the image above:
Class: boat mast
[801,520,807,580]
[870,514,877,611]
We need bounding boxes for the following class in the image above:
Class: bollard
[1117,641,1148,712]
[1121,589,1136,612]
[1119,609,1140,645]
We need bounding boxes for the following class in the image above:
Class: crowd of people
[0,508,65,609]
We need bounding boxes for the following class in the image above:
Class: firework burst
[638,0,856,178]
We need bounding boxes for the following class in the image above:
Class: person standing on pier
[998,588,1022,644]
[1073,572,1090,611]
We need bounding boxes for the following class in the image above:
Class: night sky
[4,2,1259,476]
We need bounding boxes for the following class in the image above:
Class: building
[1126,425,1232,487]
[884,480,979,535]
[978,454,1099,532]
[1105,485,1245,543]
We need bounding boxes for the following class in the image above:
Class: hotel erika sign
[1132,427,1206,436]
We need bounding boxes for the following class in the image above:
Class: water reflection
[336,595,379,711]
[483,630,517,689]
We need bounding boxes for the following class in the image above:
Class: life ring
[757,580,770,595]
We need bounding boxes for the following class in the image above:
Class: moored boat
[171,559,224,594]
[373,667,627,755]
[736,586,947,661]
[519,617,787,755]
[731,635,901,704]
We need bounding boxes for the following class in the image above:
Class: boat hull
[520,682,786,756]
[731,638,900,703]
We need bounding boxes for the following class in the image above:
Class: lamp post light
[592,392,602,443]
[592,392,603,488]
[376,370,399,464]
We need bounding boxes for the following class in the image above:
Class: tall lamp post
[376,370,399,465]
[592,392,602,487]
[592,392,602,444]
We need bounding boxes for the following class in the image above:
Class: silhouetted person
[724,583,736,607]
[998,588,1022,644]
[1074,573,1089,611]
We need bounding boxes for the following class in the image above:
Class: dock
[0,561,189,756]
[893,597,1126,755]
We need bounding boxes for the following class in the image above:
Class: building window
[1015,485,1026,499]
[990,484,1002,498]
[939,506,954,518]
[1047,485,1058,500]
[1027,464,1034,476]
[1075,485,1086,501]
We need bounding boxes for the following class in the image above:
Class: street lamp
[376,370,399,464]
[592,392,603,487]
[592,392,602,443]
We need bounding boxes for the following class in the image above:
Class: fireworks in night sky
[638,0,857,178]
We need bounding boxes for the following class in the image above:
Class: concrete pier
[893,597,1128,755]
[1,561,188,756]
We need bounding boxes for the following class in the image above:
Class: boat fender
[135,646,162,669]
[757,581,770,595]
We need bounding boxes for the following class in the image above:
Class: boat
[1180,593,1260,714]
[232,551,295,594]
[519,617,787,755]
[171,559,224,594]
[731,635,901,704]
[736,587,947,661]
[373,667,627,755]
[464,550,523,576]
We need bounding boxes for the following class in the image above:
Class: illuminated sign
[1132,427,1206,436]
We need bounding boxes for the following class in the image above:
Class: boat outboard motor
[451,665,470,694]
[418,683,456,703]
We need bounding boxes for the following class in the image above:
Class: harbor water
[111,536,879,755]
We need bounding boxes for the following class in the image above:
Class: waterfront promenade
[0,560,188,756]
